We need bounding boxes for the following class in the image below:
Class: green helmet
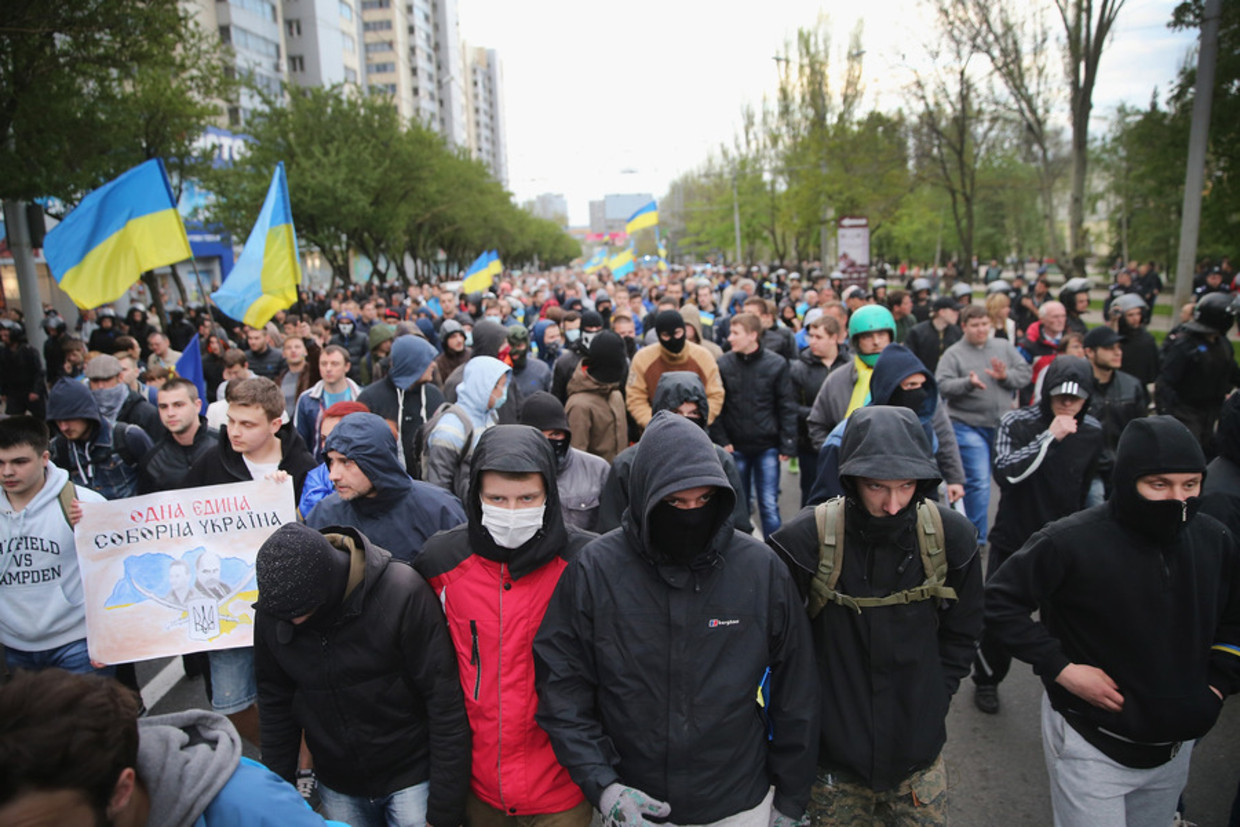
[848,304,896,367]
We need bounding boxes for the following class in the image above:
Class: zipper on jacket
[469,620,481,701]
[497,564,507,810]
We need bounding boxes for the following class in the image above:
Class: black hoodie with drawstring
[986,416,1240,766]
[534,412,818,822]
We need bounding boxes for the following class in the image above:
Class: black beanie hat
[519,391,570,433]
[580,310,604,330]
[585,330,627,384]
[255,523,344,621]
[655,309,685,337]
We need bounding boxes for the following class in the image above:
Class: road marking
[140,657,185,711]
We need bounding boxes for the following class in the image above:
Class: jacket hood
[1110,415,1206,536]
[137,710,242,827]
[624,411,735,563]
[387,335,437,391]
[458,356,512,428]
[465,425,567,578]
[566,366,617,396]
[323,412,412,502]
[679,304,706,339]
[368,323,397,353]
[869,344,937,420]
[531,320,553,349]
[1217,392,1240,465]
[1039,355,1093,421]
[652,371,709,423]
[838,405,941,497]
[471,320,509,358]
[46,378,102,426]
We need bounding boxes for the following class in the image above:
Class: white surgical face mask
[480,503,545,549]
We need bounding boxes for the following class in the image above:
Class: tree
[1054,0,1128,274]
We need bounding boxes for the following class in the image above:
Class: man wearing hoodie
[534,412,818,827]
[254,522,470,827]
[986,416,1240,825]
[416,425,596,827]
[509,324,553,397]
[518,391,611,532]
[597,372,753,535]
[770,405,982,824]
[434,319,471,382]
[330,312,369,379]
[626,309,725,429]
[935,305,1033,544]
[359,322,397,386]
[306,413,464,562]
[0,668,333,826]
[47,378,153,501]
[358,335,445,473]
[564,330,628,463]
[551,310,605,402]
[0,417,108,675]
[445,319,523,425]
[426,356,512,502]
[182,377,316,747]
[971,355,1103,715]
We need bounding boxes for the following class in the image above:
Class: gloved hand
[768,808,803,827]
[599,783,671,827]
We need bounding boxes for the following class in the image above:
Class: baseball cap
[932,296,960,312]
[1048,378,1090,399]
[1083,326,1123,349]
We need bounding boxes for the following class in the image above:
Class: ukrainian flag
[608,249,635,281]
[583,249,607,274]
[212,163,302,328]
[44,159,192,308]
[625,201,658,235]
[485,250,504,279]
[462,250,497,293]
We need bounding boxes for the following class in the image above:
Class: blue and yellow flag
[44,159,192,308]
[608,249,635,281]
[625,201,658,235]
[583,248,607,274]
[212,163,302,328]
[463,250,500,293]
[172,333,208,414]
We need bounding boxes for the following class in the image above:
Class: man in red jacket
[415,425,595,827]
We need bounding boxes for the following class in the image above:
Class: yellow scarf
[845,354,874,417]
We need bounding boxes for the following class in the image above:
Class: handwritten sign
[76,479,296,664]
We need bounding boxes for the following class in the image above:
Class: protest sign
[75,478,296,664]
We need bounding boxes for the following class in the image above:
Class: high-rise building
[283,0,363,90]
[358,0,412,114]
[198,0,288,126]
[465,46,507,188]
[528,194,568,227]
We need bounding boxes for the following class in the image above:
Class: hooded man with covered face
[254,522,470,827]
[415,425,596,827]
[518,392,610,532]
[769,405,983,825]
[358,335,445,472]
[971,355,1104,715]
[985,416,1240,826]
[534,411,818,827]
[625,309,725,430]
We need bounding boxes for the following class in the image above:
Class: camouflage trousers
[806,753,948,826]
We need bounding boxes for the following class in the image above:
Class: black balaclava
[648,497,721,564]
[887,385,928,414]
[655,310,687,354]
[518,390,573,471]
[255,523,352,627]
[1110,416,1207,545]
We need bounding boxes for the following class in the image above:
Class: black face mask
[511,348,528,369]
[549,436,571,464]
[648,498,720,564]
[622,336,638,359]
[660,333,686,354]
[887,385,928,414]
[543,342,561,361]
[1120,495,1198,545]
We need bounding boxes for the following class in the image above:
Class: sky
[457,0,1199,226]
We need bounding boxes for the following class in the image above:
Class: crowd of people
[1,255,1239,827]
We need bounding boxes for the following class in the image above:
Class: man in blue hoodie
[358,335,444,473]
[46,378,153,501]
[306,413,465,562]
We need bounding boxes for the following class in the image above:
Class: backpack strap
[808,498,846,618]
[58,480,76,527]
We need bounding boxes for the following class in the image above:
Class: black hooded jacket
[306,413,465,562]
[254,525,471,821]
[596,373,753,535]
[1202,393,1240,535]
[534,412,819,821]
[770,406,982,791]
[990,356,1104,554]
[985,416,1240,763]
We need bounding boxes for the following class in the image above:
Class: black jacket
[255,526,471,822]
[181,421,316,503]
[761,325,797,361]
[770,406,982,791]
[986,416,1240,762]
[1156,327,1240,412]
[904,319,961,374]
[712,345,797,456]
[789,347,845,455]
[1118,322,1159,386]
[990,357,1104,554]
[119,389,164,440]
[534,412,818,821]
[1087,368,1147,487]
[138,418,214,493]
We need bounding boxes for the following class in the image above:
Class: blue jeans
[734,448,781,539]
[319,780,429,827]
[5,638,114,677]
[208,647,256,715]
[952,423,994,544]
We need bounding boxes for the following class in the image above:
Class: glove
[769,808,803,827]
[599,783,671,827]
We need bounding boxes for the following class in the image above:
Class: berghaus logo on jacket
[708,618,740,628]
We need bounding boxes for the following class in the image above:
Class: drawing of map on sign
[76,478,296,664]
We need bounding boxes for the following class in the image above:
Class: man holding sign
[0,417,107,675]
